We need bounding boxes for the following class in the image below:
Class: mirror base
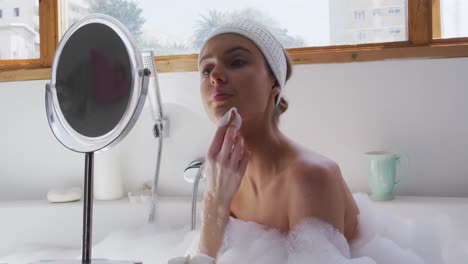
[30,260,142,264]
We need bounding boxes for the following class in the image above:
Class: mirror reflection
[56,23,131,137]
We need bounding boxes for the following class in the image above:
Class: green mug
[364,151,409,201]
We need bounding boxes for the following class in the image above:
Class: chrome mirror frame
[46,14,148,153]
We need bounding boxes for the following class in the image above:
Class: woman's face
[199,34,279,124]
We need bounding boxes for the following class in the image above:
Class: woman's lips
[212,93,233,102]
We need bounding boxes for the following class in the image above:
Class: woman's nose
[210,66,227,86]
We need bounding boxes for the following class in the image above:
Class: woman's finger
[218,110,239,160]
[207,112,235,160]
[218,123,237,162]
[230,137,244,166]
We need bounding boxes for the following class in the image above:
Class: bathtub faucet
[184,159,206,230]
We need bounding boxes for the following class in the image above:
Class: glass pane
[330,0,407,45]
[64,0,408,56]
[437,0,468,39]
[0,0,40,60]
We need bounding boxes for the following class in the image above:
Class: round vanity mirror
[46,14,149,153]
[42,14,149,264]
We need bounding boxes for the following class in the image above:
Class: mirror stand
[83,152,94,263]
[36,13,153,264]
[35,73,151,264]
[77,151,140,264]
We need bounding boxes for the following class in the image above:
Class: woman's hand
[198,108,250,258]
[204,108,250,208]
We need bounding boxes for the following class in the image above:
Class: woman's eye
[231,59,246,67]
[201,67,212,75]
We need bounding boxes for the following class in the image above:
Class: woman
[172,20,360,263]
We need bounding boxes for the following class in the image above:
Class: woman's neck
[239,114,292,185]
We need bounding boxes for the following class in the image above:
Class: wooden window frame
[0,0,58,81]
[0,0,467,82]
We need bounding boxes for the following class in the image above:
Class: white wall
[1,57,468,201]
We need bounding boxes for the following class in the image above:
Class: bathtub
[1,194,468,261]
[0,196,196,257]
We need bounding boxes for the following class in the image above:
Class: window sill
[1,42,468,82]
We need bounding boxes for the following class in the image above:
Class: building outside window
[0,0,39,60]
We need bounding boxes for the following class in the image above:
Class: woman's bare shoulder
[285,147,346,231]
[287,146,354,210]
[284,143,360,239]
[286,144,339,181]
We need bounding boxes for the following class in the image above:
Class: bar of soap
[47,187,82,203]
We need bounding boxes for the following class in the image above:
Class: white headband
[198,20,288,107]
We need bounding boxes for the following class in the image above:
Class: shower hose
[148,122,164,223]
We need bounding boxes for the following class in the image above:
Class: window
[433,0,468,39]
[0,9,3,19]
[63,0,408,56]
[1,0,468,82]
[330,1,407,45]
[0,0,52,80]
[0,2,39,60]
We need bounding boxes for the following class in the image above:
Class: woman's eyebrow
[200,46,251,64]
[224,46,251,56]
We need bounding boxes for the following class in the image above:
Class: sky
[135,0,331,46]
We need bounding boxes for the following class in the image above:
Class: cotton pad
[217,107,242,129]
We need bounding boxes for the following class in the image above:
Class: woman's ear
[271,80,281,97]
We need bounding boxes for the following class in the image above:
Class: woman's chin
[212,105,235,118]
